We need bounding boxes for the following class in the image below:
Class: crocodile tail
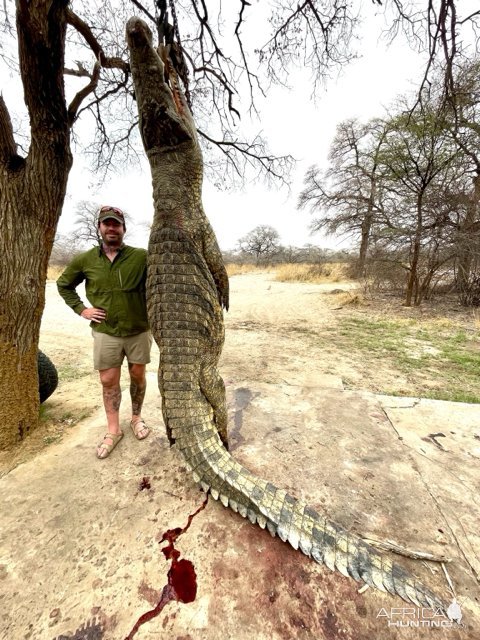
[176,420,446,612]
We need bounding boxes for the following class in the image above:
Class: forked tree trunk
[405,195,423,307]
[456,174,480,292]
[356,180,375,278]
[0,1,72,449]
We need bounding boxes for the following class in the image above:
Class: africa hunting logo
[376,600,462,628]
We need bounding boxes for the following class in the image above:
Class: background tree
[299,118,389,277]
[379,101,462,305]
[238,225,281,264]
[72,201,103,245]
[50,234,86,267]
[299,83,479,305]
[442,57,480,293]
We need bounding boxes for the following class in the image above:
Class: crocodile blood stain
[125,494,209,640]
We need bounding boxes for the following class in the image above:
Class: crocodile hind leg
[200,364,228,449]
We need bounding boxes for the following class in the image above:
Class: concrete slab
[378,396,480,585]
[0,380,478,639]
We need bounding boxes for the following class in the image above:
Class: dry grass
[225,263,270,276]
[274,262,352,284]
[47,264,64,281]
[330,290,364,307]
[49,260,261,280]
[49,261,353,284]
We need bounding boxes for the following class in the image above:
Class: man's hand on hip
[81,308,106,323]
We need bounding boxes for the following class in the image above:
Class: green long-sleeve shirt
[57,245,149,337]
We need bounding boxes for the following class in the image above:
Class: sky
[2,3,426,252]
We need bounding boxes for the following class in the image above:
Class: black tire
[38,350,58,403]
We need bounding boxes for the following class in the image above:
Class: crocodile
[126,16,446,612]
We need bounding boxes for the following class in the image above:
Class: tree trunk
[356,179,376,277]
[0,1,72,449]
[405,196,423,307]
[455,173,480,292]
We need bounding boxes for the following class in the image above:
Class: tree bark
[405,195,423,307]
[455,173,480,292]
[356,178,376,277]
[0,1,72,449]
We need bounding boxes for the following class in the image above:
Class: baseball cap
[98,205,126,225]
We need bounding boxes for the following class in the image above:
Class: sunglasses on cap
[98,206,126,224]
[99,206,124,215]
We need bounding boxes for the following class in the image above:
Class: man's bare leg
[128,362,149,439]
[97,367,123,457]
[99,366,122,431]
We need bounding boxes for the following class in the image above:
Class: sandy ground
[1,272,479,639]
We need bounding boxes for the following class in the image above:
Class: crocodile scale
[126,16,446,611]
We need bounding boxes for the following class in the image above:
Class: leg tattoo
[129,363,147,416]
[103,387,122,413]
[130,379,146,415]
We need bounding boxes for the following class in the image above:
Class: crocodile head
[126,17,196,154]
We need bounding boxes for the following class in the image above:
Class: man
[57,205,152,459]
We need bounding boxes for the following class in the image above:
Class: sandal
[131,418,150,440]
[96,431,124,459]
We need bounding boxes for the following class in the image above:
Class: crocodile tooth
[192,471,200,483]
[229,499,238,513]
[200,481,210,493]
[256,514,267,529]
[210,488,219,500]
[247,509,257,524]
[266,521,277,537]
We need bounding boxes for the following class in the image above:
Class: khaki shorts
[92,330,153,370]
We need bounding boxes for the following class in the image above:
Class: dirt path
[221,272,356,386]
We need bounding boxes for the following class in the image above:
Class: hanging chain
[155,0,169,45]
[151,0,192,109]
[168,0,191,108]
[168,0,182,50]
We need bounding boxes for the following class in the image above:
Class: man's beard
[102,233,122,247]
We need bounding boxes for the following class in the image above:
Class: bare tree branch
[66,8,129,72]
[67,61,101,125]
[64,61,92,78]
[198,128,294,187]
[259,0,358,90]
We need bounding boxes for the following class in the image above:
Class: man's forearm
[56,283,86,314]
